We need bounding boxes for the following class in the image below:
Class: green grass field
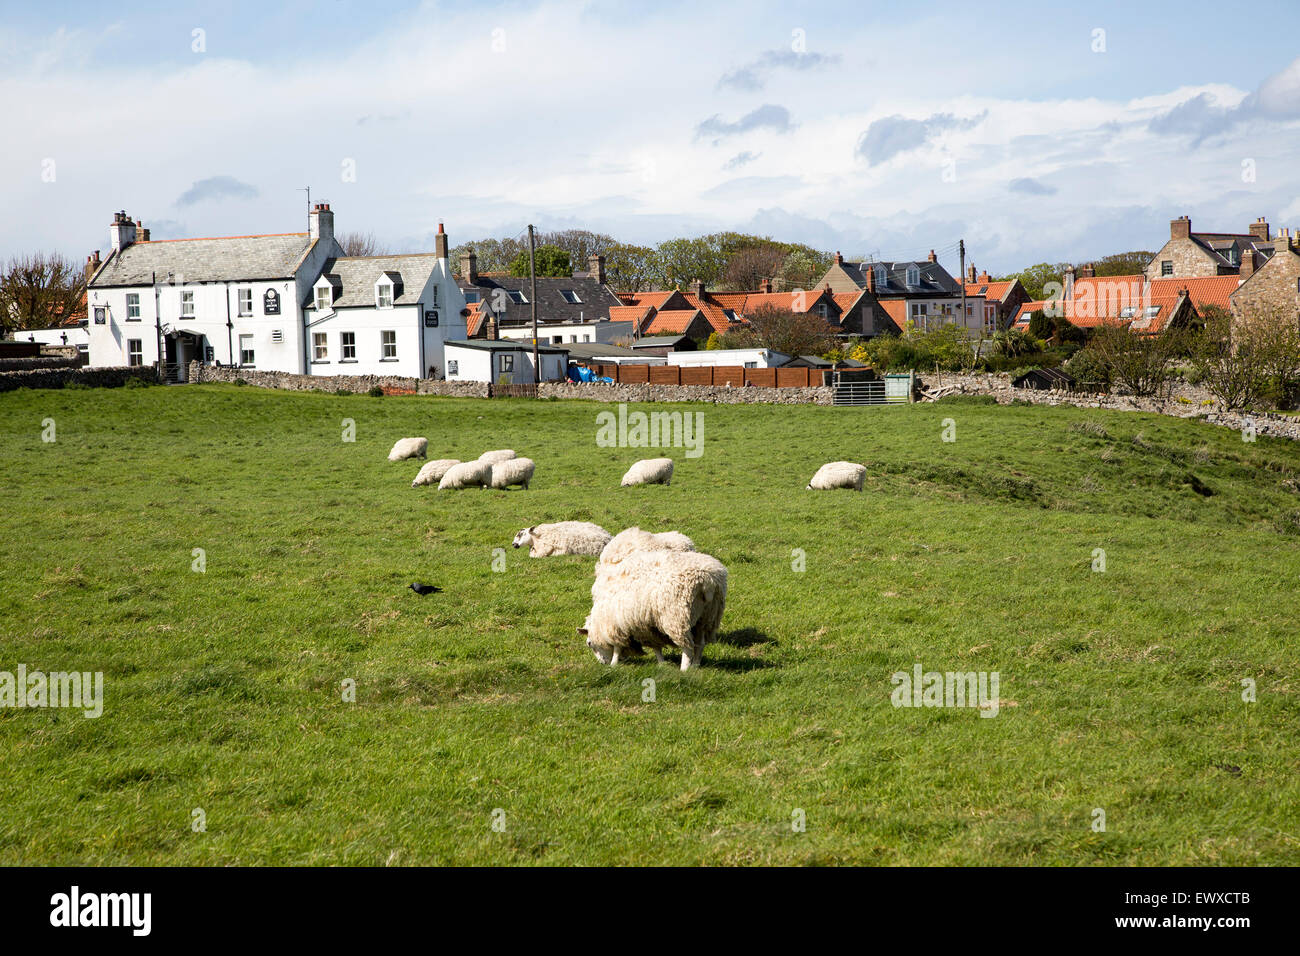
[2,383,1298,865]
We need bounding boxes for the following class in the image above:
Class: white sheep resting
[412,459,461,487]
[438,460,493,489]
[388,437,428,462]
[579,550,728,670]
[594,528,696,603]
[478,449,517,464]
[512,521,611,557]
[490,457,535,490]
[807,461,866,491]
[621,458,674,487]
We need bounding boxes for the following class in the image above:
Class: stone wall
[0,365,155,392]
[0,355,81,372]
[537,381,835,405]
[187,362,490,398]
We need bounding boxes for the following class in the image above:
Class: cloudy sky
[4,0,1300,275]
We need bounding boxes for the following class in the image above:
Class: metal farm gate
[832,371,913,406]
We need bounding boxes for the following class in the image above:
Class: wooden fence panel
[775,367,810,388]
[746,368,777,388]
[620,364,650,384]
[712,365,745,387]
[679,366,713,386]
[648,365,682,385]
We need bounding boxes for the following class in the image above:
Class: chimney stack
[759,277,772,294]
[84,250,101,283]
[1171,215,1192,240]
[1241,248,1258,279]
[966,264,977,283]
[460,250,478,283]
[1080,262,1095,279]
[865,265,876,293]
[309,203,335,244]
[978,269,990,283]
[1249,217,1270,242]
[109,211,137,252]
[434,221,449,260]
[927,249,937,263]
[692,278,706,300]
[588,254,606,284]
[834,251,843,265]
[485,315,497,341]
[1064,264,1077,288]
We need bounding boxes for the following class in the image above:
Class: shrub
[1063,348,1111,388]
[335,388,353,396]
[368,386,385,397]
[123,377,151,389]
[234,378,249,386]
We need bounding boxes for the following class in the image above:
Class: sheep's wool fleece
[808,461,866,491]
[597,527,695,568]
[585,550,727,655]
[490,457,535,489]
[621,458,674,486]
[438,460,493,489]
[478,449,516,464]
[527,521,611,556]
[412,459,461,487]
[388,437,428,462]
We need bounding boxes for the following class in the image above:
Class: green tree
[508,244,572,277]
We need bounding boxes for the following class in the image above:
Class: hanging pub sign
[424,310,439,328]
[93,307,107,325]
[263,289,281,315]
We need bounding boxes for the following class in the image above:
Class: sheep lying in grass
[490,457,535,490]
[807,461,866,491]
[579,549,727,671]
[621,458,674,487]
[478,449,516,464]
[438,460,493,489]
[388,437,428,462]
[512,521,611,557]
[412,459,461,487]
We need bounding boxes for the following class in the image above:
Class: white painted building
[663,347,790,369]
[496,319,633,346]
[444,340,570,384]
[302,226,467,379]
[87,206,343,380]
[17,324,89,356]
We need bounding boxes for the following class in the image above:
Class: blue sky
[4,0,1300,274]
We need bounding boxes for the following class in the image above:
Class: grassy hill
[1,383,1297,865]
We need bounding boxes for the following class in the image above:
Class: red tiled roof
[609,305,653,325]
[1151,275,1241,314]
[643,309,703,335]
[963,280,1016,301]
[465,302,485,336]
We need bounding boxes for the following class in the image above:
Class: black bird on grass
[408,583,442,596]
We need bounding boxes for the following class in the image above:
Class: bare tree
[730,306,839,357]
[337,232,390,257]
[0,253,87,335]
[721,246,786,291]
[1090,323,1186,397]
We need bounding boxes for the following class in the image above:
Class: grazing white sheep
[412,459,461,488]
[388,437,428,462]
[478,449,516,464]
[597,527,695,568]
[490,457,535,490]
[807,461,866,491]
[512,521,611,557]
[579,550,728,671]
[438,460,493,489]
[621,458,674,487]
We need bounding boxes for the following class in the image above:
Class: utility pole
[153,271,163,384]
[528,224,539,382]
[299,187,311,230]
[959,238,967,330]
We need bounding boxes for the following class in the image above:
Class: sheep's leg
[609,649,620,666]
[680,646,695,671]
[654,648,665,664]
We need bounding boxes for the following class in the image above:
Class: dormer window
[315,285,332,311]
[377,283,394,309]
[874,264,888,287]
[560,290,582,304]
[905,264,920,287]
[506,290,527,304]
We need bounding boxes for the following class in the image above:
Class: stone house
[1146,216,1276,281]
[1229,231,1300,327]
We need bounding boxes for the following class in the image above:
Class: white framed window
[181,290,195,316]
[1143,306,1161,318]
[381,330,397,359]
[583,334,591,342]
[239,334,255,366]
[1161,260,1173,276]
[560,290,582,304]
[905,265,920,287]
[127,339,142,366]
[874,264,888,288]
[315,285,332,310]
[238,288,253,315]
[910,302,928,318]
[377,283,394,308]
[126,293,140,320]
[341,331,356,360]
[506,290,527,304]
[499,353,515,373]
[313,332,328,361]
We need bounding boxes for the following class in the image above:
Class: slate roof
[566,343,647,361]
[444,339,569,354]
[312,254,438,309]
[455,273,622,328]
[842,259,961,297]
[629,335,692,349]
[90,234,323,286]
